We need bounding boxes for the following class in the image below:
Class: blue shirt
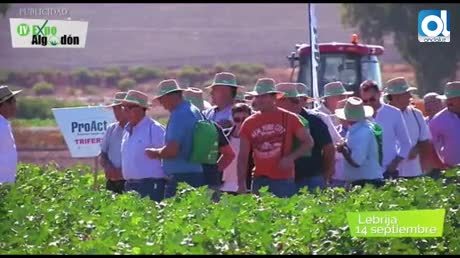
[163,100,203,175]
[344,120,383,182]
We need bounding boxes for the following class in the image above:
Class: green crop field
[0,164,458,255]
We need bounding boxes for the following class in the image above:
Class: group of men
[0,73,459,200]
[95,71,460,200]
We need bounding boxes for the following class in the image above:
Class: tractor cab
[288,34,384,97]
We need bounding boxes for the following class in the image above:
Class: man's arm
[339,128,374,168]
[393,110,412,165]
[146,118,181,160]
[322,143,336,181]
[237,136,251,192]
[218,145,235,172]
[289,125,314,161]
[408,110,431,160]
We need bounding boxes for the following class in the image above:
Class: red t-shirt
[240,107,304,180]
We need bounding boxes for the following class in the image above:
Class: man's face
[392,91,412,109]
[113,105,128,123]
[360,88,381,110]
[424,99,444,118]
[324,95,346,111]
[210,85,233,106]
[122,103,144,124]
[275,97,299,113]
[254,94,276,111]
[1,97,17,119]
[158,93,175,111]
[446,96,460,114]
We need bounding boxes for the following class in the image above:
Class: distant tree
[0,4,10,16]
[341,4,460,94]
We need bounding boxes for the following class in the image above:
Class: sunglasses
[362,97,377,104]
[233,116,248,123]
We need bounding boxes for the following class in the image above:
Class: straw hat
[0,85,22,104]
[275,82,302,99]
[105,92,128,107]
[183,87,206,110]
[437,81,460,100]
[152,79,186,99]
[384,77,417,95]
[246,78,284,98]
[121,90,150,108]
[322,81,353,98]
[335,97,374,122]
[205,72,243,89]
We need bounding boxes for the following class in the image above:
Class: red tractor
[288,34,385,97]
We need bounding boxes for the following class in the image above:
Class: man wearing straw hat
[296,82,313,108]
[145,79,206,198]
[385,77,432,178]
[274,82,334,193]
[0,85,22,184]
[335,97,384,188]
[429,81,460,168]
[423,92,445,123]
[316,81,354,127]
[360,80,412,179]
[203,72,244,132]
[120,90,167,202]
[99,92,129,193]
[238,78,314,197]
[184,86,236,192]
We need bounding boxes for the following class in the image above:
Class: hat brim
[0,89,23,104]
[120,99,150,109]
[335,106,374,122]
[385,87,418,95]
[205,83,245,90]
[246,91,284,97]
[436,95,447,100]
[322,91,354,98]
[152,89,186,100]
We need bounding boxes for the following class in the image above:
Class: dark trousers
[164,173,206,198]
[202,164,223,189]
[350,179,385,188]
[383,169,399,179]
[125,178,166,202]
[106,180,126,194]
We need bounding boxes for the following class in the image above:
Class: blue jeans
[252,176,297,198]
[125,178,166,202]
[164,173,206,198]
[296,175,326,193]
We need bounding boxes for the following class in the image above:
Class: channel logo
[418,10,450,43]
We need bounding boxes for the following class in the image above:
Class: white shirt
[0,115,17,183]
[204,105,233,124]
[371,103,412,171]
[398,107,431,177]
[221,136,240,192]
[316,103,340,127]
[100,122,125,169]
[344,120,383,181]
[121,116,166,180]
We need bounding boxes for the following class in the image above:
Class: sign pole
[308,3,321,108]
[93,157,99,190]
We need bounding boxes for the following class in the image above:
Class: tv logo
[418,10,450,43]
